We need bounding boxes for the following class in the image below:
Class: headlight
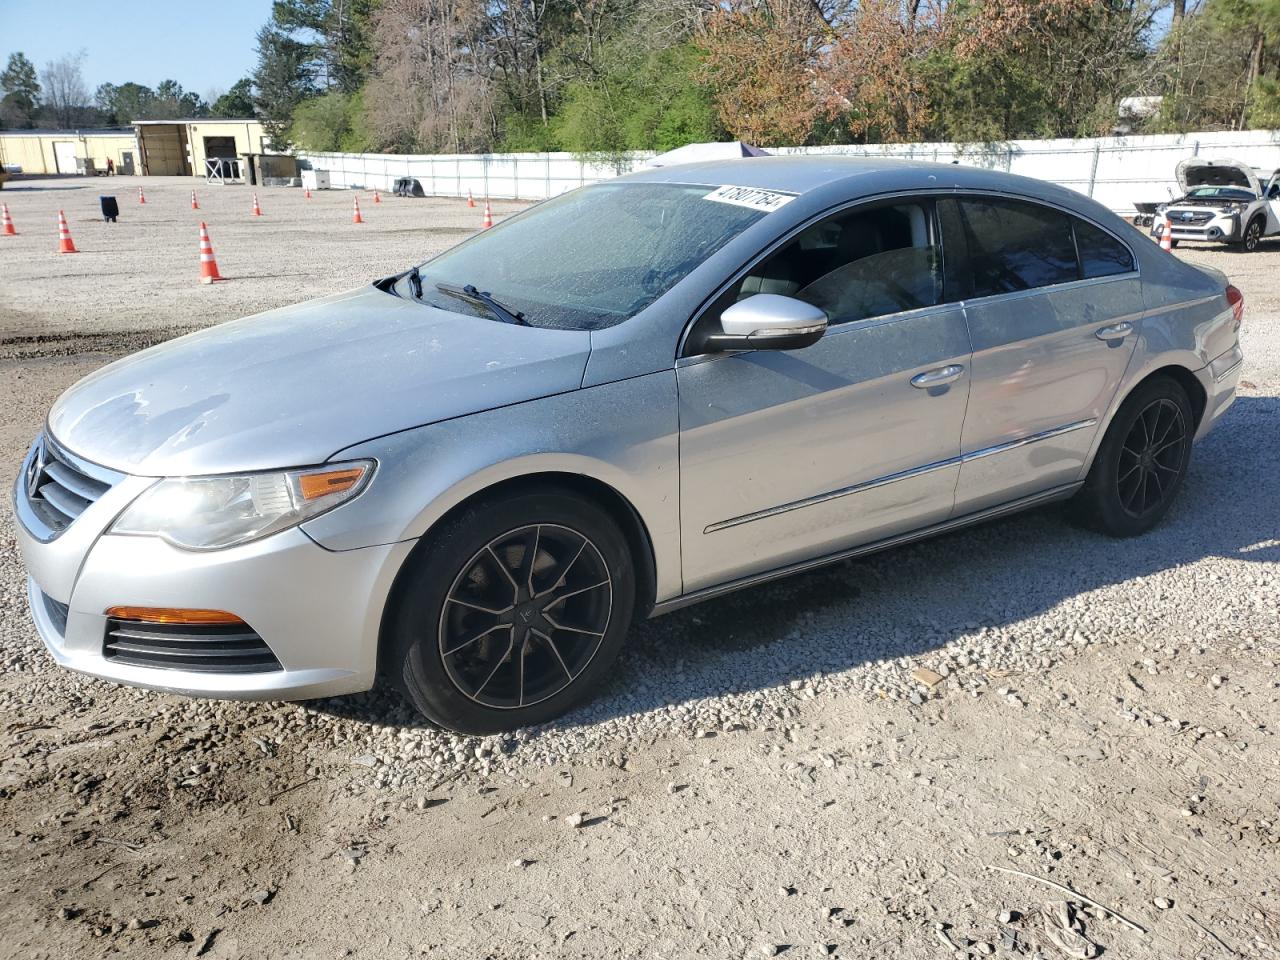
[1156,204,1168,214]
[111,461,374,550]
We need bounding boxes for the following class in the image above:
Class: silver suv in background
[14,158,1244,733]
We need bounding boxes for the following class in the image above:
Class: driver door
[676,197,972,593]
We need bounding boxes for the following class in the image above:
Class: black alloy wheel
[1243,218,1263,252]
[1071,376,1194,538]
[389,487,635,734]
[439,524,613,709]
[1115,398,1188,520]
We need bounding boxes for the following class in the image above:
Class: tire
[1071,377,1195,538]
[1242,216,1264,252]
[1169,238,1180,249]
[387,486,636,734]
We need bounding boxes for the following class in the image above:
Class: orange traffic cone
[373,190,381,204]
[198,222,224,284]
[191,189,200,210]
[482,201,493,229]
[467,189,475,208]
[304,187,312,199]
[1159,224,1173,253]
[352,196,364,224]
[138,186,146,204]
[252,193,263,217]
[57,210,78,253]
[1,203,16,236]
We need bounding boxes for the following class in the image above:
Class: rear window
[1074,219,1134,279]
[953,197,1078,296]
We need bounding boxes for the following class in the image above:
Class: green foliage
[253,24,316,149]
[288,89,370,151]
[1,52,40,127]
[211,78,256,118]
[93,79,207,123]
[553,42,721,155]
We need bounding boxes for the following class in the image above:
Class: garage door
[53,141,77,174]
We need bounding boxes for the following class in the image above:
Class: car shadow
[309,393,1277,736]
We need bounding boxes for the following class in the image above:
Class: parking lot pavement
[1,181,1277,958]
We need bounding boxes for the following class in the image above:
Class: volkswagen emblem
[25,439,44,500]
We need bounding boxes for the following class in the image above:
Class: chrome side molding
[657,482,1084,617]
[706,418,1097,533]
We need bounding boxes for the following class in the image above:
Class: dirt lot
[0,176,1277,960]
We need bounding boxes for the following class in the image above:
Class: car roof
[619,154,1096,211]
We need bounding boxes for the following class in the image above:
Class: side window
[736,201,942,325]
[1074,219,1134,279]
[955,197,1078,296]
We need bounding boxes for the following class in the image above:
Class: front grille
[23,436,114,536]
[41,591,70,637]
[103,619,283,673]
[1170,210,1213,226]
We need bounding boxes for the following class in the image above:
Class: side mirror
[704,294,827,352]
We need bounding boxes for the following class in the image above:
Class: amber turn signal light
[105,606,246,625]
[298,466,367,501]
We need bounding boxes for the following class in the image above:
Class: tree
[95,81,155,123]
[1156,0,1280,130]
[362,0,495,153]
[698,0,832,145]
[211,78,256,117]
[289,89,369,149]
[153,79,208,118]
[41,50,90,128]
[252,24,317,148]
[1,52,41,128]
[262,0,377,93]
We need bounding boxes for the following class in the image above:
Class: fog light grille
[103,619,282,673]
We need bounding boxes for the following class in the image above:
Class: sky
[0,0,272,100]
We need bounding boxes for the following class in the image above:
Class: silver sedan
[13,158,1245,732]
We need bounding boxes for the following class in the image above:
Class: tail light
[1226,284,1244,330]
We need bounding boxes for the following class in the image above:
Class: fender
[301,370,684,602]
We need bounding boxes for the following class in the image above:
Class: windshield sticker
[703,185,795,212]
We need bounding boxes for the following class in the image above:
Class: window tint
[955,197,1078,296]
[1074,219,1134,278]
[734,201,941,325]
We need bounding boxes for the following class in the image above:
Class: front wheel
[387,487,635,734]
[1242,217,1264,252]
[1070,377,1194,537]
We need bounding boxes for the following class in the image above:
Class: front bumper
[1153,210,1241,243]
[14,448,415,701]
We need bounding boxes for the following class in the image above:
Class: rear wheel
[1071,377,1194,537]
[388,488,635,734]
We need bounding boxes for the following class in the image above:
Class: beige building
[133,118,271,177]
[0,129,139,176]
[1,119,289,182]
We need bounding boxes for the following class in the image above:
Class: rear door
[940,196,1143,514]
[677,197,972,593]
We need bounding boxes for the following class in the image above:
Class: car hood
[47,285,592,476]
[1175,157,1261,196]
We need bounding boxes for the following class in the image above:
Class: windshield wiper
[435,282,528,326]
[405,265,423,299]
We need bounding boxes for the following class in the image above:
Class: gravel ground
[0,176,1277,959]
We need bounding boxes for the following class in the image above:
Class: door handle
[910,364,965,388]
[1095,321,1134,341]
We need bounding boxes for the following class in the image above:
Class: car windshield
[1185,186,1255,200]
[401,182,775,330]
